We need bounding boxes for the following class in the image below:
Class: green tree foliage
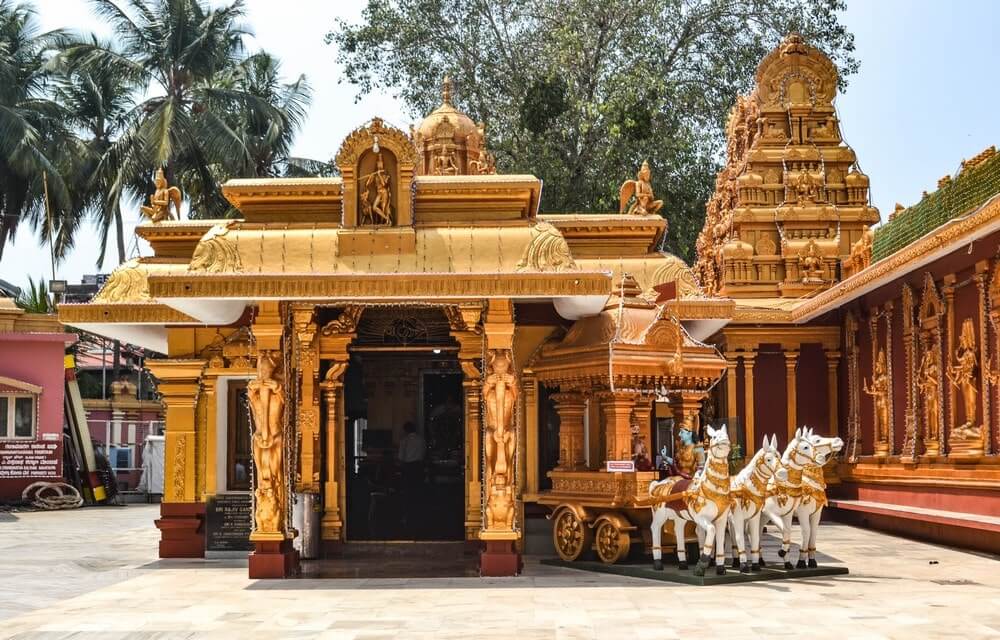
[0,0,73,261]
[14,275,51,313]
[328,0,857,259]
[59,0,312,222]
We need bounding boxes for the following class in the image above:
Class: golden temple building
[62,35,1000,577]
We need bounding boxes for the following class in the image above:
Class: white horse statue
[649,424,732,576]
[758,427,826,569]
[726,434,787,573]
[794,428,844,568]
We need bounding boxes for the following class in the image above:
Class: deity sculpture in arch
[947,318,982,442]
[917,346,941,454]
[799,239,824,283]
[248,350,286,535]
[863,348,890,456]
[359,149,394,226]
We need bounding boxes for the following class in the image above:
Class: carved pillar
[976,263,991,455]
[480,299,520,576]
[785,349,799,442]
[725,357,739,423]
[317,305,360,545]
[943,276,956,453]
[247,301,298,578]
[292,305,321,493]
[148,358,207,559]
[902,285,918,460]
[825,351,840,437]
[551,392,586,469]
[318,365,346,544]
[743,351,757,455]
[845,312,862,461]
[598,391,638,463]
[446,303,485,544]
[522,373,539,498]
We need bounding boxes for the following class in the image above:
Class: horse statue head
[757,433,788,482]
[783,427,824,469]
[704,424,732,462]
[802,426,843,466]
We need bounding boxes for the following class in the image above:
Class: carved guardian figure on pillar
[249,351,287,536]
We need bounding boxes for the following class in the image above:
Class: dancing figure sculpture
[648,424,732,576]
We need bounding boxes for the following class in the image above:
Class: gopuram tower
[694,34,880,298]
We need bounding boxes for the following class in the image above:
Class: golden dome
[416,76,478,140]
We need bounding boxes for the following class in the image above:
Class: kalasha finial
[781,33,807,56]
[442,75,453,106]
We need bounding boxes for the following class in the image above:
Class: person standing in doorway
[397,421,426,533]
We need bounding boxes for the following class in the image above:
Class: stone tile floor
[0,504,997,639]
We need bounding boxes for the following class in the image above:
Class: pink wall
[0,334,74,501]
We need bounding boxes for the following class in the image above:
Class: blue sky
[2,0,999,292]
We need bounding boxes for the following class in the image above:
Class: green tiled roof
[872,148,1000,262]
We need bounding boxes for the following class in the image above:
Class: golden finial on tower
[441,75,453,106]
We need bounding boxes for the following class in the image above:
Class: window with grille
[0,395,36,439]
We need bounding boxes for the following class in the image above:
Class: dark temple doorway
[341,307,466,542]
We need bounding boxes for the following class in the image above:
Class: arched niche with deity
[335,117,417,227]
[755,33,838,112]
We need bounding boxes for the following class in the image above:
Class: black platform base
[540,558,848,586]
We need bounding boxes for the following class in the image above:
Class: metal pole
[101,337,107,400]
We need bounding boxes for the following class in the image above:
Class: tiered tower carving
[411,76,496,176]
[694,34,880,297]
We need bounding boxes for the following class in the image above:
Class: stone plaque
[206,493,253,551]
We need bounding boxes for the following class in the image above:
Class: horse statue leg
[673,516,689,570]
[650,506,666,571]
[713,511,729,575]
[795,505,812,569]
[748,512,763,571]
[731,510,750,573]
[692,513,716,577]
[778,512,795,570]
[807,506,822,568]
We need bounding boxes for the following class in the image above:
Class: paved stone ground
[0,504,996,639]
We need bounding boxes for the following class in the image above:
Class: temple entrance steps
[301,541,478,578]
[828,499,1000,556]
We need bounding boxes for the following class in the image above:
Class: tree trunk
[115,207,126,264]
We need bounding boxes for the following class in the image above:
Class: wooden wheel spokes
[595,520,630,564]
[553,509,591,562]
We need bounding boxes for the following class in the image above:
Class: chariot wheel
[595,520,631,564]
[553,508,592,562]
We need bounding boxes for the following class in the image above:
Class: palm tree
[14,275,51,313]
[0,0,74,261]
[52,42,137,265]
[60,0,297,219]
[213,51,311,177]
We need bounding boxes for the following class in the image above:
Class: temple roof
[872,146,999,262]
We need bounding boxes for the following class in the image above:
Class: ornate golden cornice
[58,303,197,325]
[147,271,612,300]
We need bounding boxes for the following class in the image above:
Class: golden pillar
[785,349,799,442]
[447,303,485,543]
[317,305,360,543]
[522,373,539,498]
[826,351,840,436]
[743,351,757,455]
[480,299,520,576]
[318,364,346,542]
[148,358,208,558]
[551,392,586,469]
[292,305,321,493]
[725,357,739,422]
[943,275,956,453]
[599,391,638,463]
